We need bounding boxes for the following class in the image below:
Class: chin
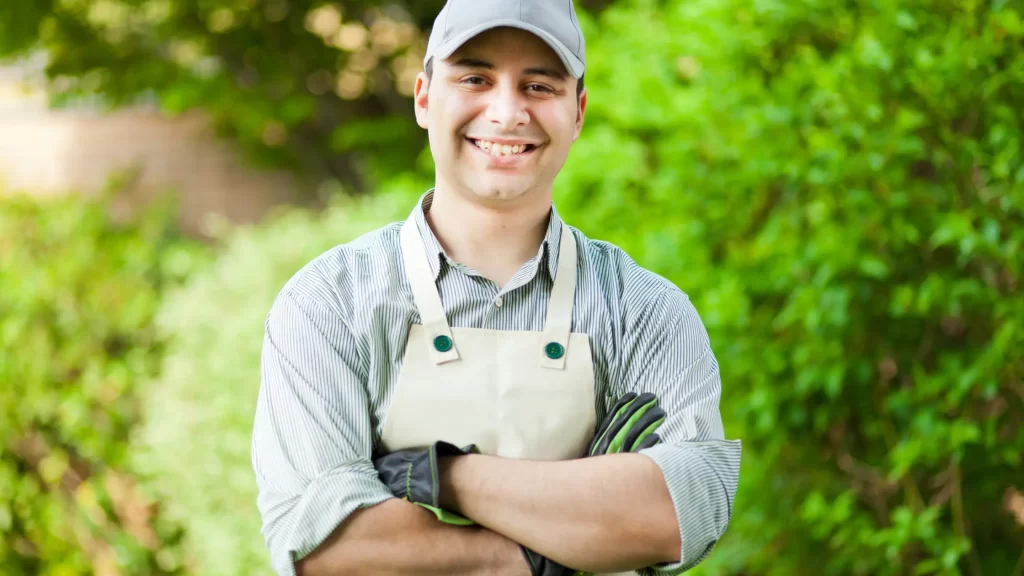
[466,180,534,202]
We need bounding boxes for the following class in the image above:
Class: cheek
[438,94,479,130]
[537,111,577,147]
[428,109,465,148]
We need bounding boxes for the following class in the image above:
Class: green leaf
[859,256,890,279]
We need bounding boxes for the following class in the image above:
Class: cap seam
[443,0,456,41]
[570,0,581,53]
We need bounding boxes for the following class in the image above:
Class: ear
[414,72,430,129]
[572,87,587,142]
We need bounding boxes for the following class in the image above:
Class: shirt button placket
[482,293,502,329]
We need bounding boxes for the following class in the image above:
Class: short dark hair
[424,58,585,99]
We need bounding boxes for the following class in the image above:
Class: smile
[468,138,538,157]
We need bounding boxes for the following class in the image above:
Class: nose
[485,81,529,129]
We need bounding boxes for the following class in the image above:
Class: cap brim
[427,19,584,79]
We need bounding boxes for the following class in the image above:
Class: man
[251,1,741,575]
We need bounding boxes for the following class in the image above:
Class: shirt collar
[411,189,563,282]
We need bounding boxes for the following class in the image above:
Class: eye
[527,84,554,93]
[460,76,487,85]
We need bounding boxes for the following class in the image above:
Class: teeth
[473,140,530,156]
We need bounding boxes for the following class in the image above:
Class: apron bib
[380,217,636,576]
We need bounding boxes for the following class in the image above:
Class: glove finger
[592,392,651,455]
[597,392,637,437]
[631,432,662,451]
[620,405,666,453]
[606,393,659,453]
[589,392,637,456]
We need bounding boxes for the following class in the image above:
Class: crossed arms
[296,453,677,576]
[252,288,741,576]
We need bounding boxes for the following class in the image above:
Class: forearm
[440,453,680,573]
[297,498,527,576]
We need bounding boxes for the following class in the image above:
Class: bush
[0,186,206,575]
[131,0,1024,574]
[132,186,422,576]
[556,1,1024,574]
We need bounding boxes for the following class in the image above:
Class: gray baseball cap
[423,0,586,79]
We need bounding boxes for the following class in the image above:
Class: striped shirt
[252,191,741,576]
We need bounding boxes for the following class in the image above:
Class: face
[413,27,586,208]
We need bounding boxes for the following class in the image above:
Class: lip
[467,136,539,146]
[466,138,539,166]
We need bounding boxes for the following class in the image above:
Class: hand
[372,440,478,525]
[588,392,666,455]
[517,393,668,576]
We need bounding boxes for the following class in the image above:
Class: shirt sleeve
[251,289,394,576]
[618,287,742,575]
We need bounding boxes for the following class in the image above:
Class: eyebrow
[450,57,568,81]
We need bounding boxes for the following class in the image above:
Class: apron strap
[540,222,577,370]
[400,217,460,365]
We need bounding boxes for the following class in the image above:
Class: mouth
[467,138,538,158]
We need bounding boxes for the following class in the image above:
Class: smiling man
[251,1,741,576]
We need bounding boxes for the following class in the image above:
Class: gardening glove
[372,440,478,525]
[589,392,666,456]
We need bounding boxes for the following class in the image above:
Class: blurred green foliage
[3,0,1024,575]
[0,183,208,575]
[0,0,446,192]
[553,0,1024,574]
[131,187,419,576]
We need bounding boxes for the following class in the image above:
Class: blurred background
[1,0,1022,575]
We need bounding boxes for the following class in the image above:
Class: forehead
[444,27,566,73]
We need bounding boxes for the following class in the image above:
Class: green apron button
[544,342,564,359]
[433,335,453,352]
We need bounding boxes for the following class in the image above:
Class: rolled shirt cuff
[637,439,742,574]
[259,462,394,576]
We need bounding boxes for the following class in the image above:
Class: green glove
[589,391,666,455]
[372,440,478,525]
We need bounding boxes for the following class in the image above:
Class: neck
[426,188,551,289]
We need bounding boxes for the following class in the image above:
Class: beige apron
[379,217,636,576]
